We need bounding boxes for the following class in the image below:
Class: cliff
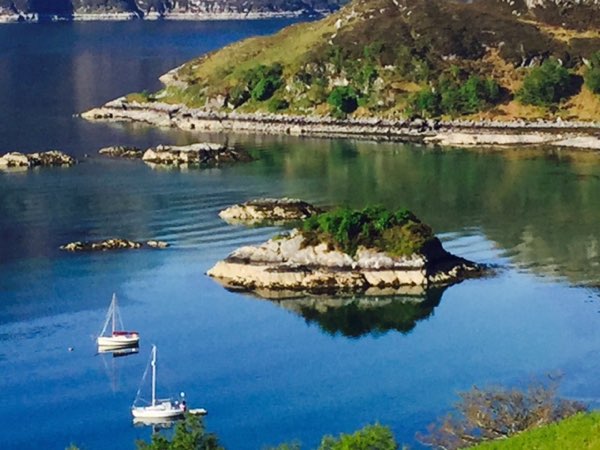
[0,0,346,21]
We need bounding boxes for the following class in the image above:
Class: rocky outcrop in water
[142,143,251,166]
[219,198,322,225]
[98,142,252,167]
[98,146,143,159]
[60,238,169,251]
[0,151,76,168]
[207,229,483,298]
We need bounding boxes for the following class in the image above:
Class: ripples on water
[2,20,600,450]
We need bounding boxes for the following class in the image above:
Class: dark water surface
[2,20,600,450]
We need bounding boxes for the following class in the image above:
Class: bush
[419,380,587,450]
[136,414,223,450]
[517,58,572,106]
[301,206,433,256]
[230,63,283,107]
[410,74,500,117]
[584,51,600,94]
[327,86,359,116]
[267,97,289,113]
[319,424,398,450]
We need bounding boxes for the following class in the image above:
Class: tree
[418,381,587,450]
[517,58,572,106]
[584,51,600,94]
[136,415,224,450]
[318,424,398,450]
[327,86,359,116]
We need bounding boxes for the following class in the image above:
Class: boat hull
[132,402,185,419]
[97,334,139,348]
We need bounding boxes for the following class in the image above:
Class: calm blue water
[2,20,600,450]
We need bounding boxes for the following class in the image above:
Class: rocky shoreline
[81,98,600,150]
[0,10,312,24]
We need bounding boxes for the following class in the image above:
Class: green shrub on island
[319,424,398,450]
[584,51,600,94]
[409,71,501,117]
[517,58,572,106]
[126,90,154,104]
[301,206,434,257]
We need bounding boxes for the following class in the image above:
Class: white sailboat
[131,345,186,420]
[96,293,139,349]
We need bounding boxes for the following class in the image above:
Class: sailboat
[131,345,186,420]
[96,293,139,349]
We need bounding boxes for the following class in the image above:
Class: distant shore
[81,97,600,150]
[0,10,314,24]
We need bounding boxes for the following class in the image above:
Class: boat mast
[112,293,116,334]
[151,345,157,406]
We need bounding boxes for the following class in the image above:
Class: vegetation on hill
[128,0,600,121]
[300,206,434,256]
[471,412,600,449]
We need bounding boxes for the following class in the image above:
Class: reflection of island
[273,286,446,338]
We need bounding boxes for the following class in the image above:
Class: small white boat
[96,293,139,349]
[131,345,186,420]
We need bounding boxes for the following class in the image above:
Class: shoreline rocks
[219,198,322,225]
[60,238,169,252]
[0,151,76,168]
[207,229,484,298]
[81,99,600,150]
[98,143,252,167]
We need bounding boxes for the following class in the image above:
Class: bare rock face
[60,238,169,251]
[219,198,322,225]
[98,146,143,159]
[0,151,76,168]
[207,230,483,298]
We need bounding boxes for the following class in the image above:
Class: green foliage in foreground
[268,424,400,450]
[327,85,360,116]
[584,51,600,95]
[471,412,600,449]
[136,414,223,450]
[517,58,572,106]
[301,206,434,256]
[410,71,501,117]
[319,424,399,450]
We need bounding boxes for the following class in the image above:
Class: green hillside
[471,412,600,449]
[132,0,600,120]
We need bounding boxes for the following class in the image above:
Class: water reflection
[255,286,447,338]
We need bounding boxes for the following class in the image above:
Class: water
[2,20,600,450]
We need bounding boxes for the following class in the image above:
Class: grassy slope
[139,0,600,121]
[471,412,600,449]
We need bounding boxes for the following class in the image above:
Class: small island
[208,206,483,297]
[60,238,169,252]
[98,143,252,167]
[0,150,76,168]
[219,198,322,225]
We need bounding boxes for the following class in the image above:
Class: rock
[207,229,483,298]
[0,150,75,168]
[219,198,322,225]
[141,143,252,166]
[146,240,170,249]
[60,238,168,252]
[98,146,143,159]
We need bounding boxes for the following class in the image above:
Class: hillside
[471,412,600,449]
[0,0,345,21]
[133,0,600,121]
